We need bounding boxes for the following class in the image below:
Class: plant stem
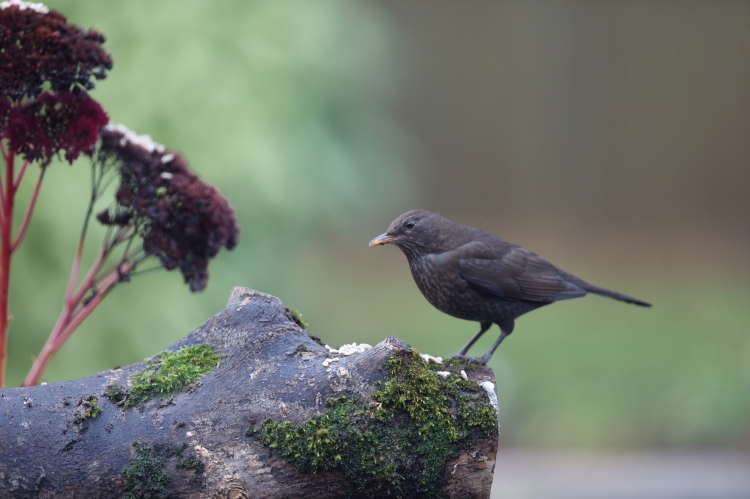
[11,168,44,253]
[0,148,14,387]
[13,159,28,193]
[22,261,128,386]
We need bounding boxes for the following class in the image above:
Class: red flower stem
[22,262,128,386]
[11,169,44,253]
[0,146,6,215]
[0,149,14,387]
[13,159,29,193]
[69,245,107,307]
[57,268,123,346]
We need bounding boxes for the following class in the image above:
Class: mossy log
[0,287,498,498]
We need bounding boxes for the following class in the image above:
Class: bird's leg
[456,321,492,356]
[474,320,515,365]
[454,320,515,365]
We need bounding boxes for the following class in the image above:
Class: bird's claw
[450,354,489,366]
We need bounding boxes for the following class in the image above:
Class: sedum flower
[0,2,112,100]
[0,2,111,165]
[96,124,240,292]
[0,91,108,165]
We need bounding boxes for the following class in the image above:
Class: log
[0,287,498,498]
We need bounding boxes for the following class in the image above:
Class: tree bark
[0,287,498,498]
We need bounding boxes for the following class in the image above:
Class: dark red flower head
[0,91,108,165]
[0,2,112,100]
[96,124,240,292]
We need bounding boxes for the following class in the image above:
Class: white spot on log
[460,370,468,381]
[480,380,500,428]
[337,343,372,356]
[420,353,443,364]
[436,371,451,379]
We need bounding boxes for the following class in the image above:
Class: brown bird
[369,210,651,365]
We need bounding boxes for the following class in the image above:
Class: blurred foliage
[6,0,413,386]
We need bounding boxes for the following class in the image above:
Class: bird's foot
[450,354,489,366]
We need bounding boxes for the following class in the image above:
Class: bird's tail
[560,271,652,307]
[582,283,652,307]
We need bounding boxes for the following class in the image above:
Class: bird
[369,210,651,365]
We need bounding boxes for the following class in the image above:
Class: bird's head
[369,209,456,257]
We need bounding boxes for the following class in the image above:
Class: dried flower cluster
[2,2,241,387]
[0,3,110,165]
[0,91,108,165]
[97,125,240,291]
[0,2,112,100]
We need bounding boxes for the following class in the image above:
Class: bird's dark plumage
[370,210,651,364]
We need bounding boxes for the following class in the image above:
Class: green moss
[176,456,205,475]
[308,333,325,347]
[295,343,309,355]
[126,344,223,407]
[441,356,481,372]
[73,395,102,424]
[122,443,170,499]
[288,308,309,330]
[103,384,129,405]
[250,348,498,498]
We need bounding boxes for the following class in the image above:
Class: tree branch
[1,287,499,498]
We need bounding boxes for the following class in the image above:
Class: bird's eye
[404,220,416,230]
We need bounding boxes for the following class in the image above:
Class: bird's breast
[408,253,484,320]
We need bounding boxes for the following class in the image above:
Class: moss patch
[441,356,481,372]
[73,395,102,425]
[127,344,223,407]
[177,455,206,477]
[250,348,498,497]
[288,308,309,330]
[121,442,205,497]
[122,443,170,499]
[103,384,129,406]
[308,333,324,347]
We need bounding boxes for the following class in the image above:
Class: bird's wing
[458,241,586,302]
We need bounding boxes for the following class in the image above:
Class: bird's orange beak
[369,233,399,247]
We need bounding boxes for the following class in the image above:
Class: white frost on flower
[460,370,468,381]
[104,123,166,154]
[435,371,451,379]
[160,153,175,164]
[419,353,443,364]
[337,342,372,356]
[0,1,50,13]
[160,172,173,180]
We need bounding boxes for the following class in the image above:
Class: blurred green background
[6,0,750,462]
